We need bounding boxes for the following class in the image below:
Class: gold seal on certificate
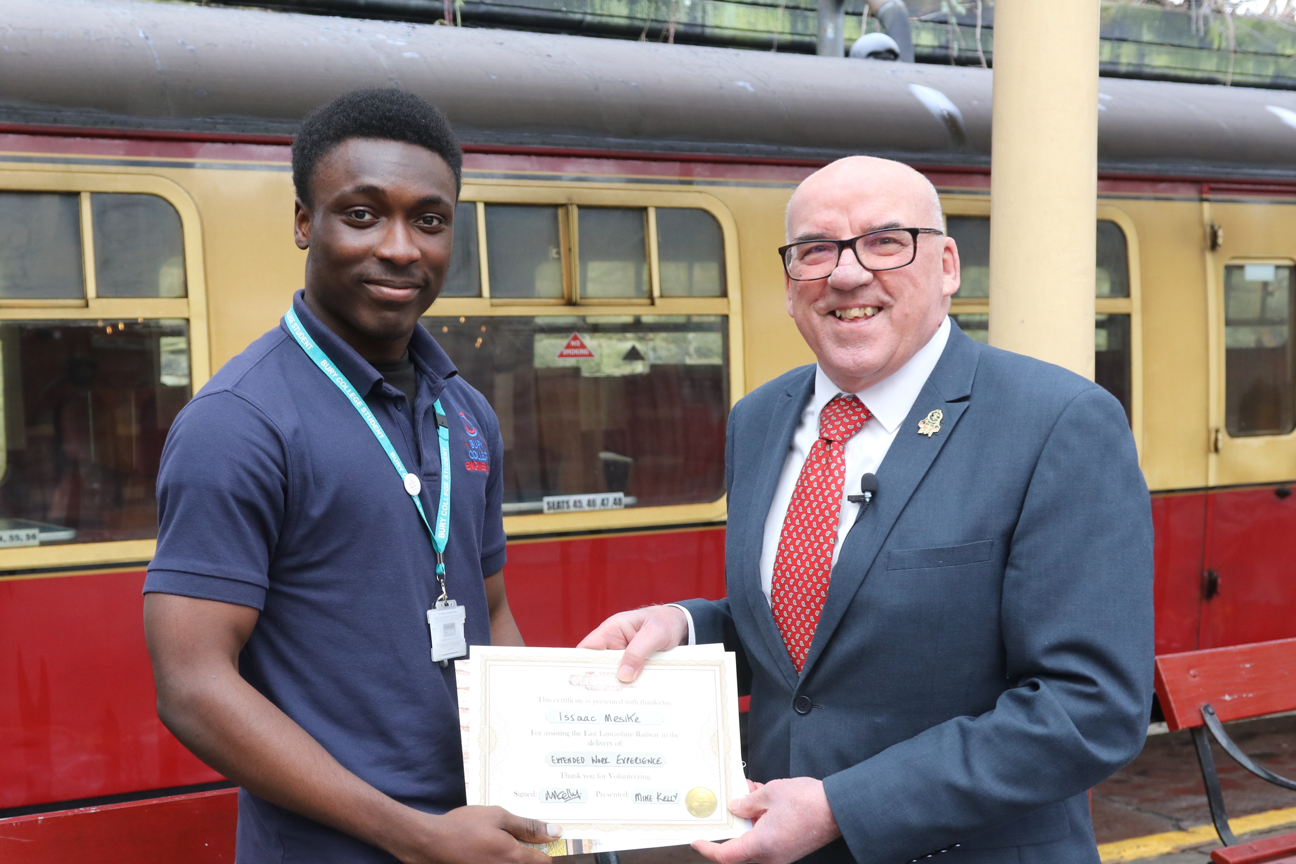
[456,645,750,856]
[685,787,718,818]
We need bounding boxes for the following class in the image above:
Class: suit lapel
[799,325,981,679]
[731,366,814,690]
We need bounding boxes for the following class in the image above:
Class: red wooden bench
[1154,638,1296,864]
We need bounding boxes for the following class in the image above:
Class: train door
[1201,190,1296,648]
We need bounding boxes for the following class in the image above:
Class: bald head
[787,156,944,241]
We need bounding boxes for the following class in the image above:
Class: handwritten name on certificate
[457,645,750,855]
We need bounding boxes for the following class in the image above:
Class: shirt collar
[811,315,951,434]
[285,289,458,396]
[406,313,459,389]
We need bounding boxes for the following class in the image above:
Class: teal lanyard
[284,306,453,597]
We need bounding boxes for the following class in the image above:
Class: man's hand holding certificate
[456,645,751,856]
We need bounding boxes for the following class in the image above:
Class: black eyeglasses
[778,228,944,281]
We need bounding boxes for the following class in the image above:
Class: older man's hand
[692,778,842,864]
[575,605,688,682]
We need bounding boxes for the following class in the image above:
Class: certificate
[456,645,750,855]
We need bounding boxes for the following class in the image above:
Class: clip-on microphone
[847,472,878,514]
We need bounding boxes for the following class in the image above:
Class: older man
[578,156,1154,864]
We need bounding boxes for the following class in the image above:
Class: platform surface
[580,714,1296,864]
[2,716,1291,864]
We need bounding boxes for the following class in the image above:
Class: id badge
[428,599,467,663]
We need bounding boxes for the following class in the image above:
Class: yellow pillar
[988,0,1100,380]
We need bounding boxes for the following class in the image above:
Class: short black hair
[291,88,463,207]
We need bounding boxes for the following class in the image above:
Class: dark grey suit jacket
[680,323,1154,864]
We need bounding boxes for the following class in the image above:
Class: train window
[658,208,726,297]
[441,201,481,298]
[0,192,84,300]
[953,313,1133,422]
[946,215,1135,423]
[485,204,565,300]
[1096,221,1130,298]
[1224,263,1295,437]
[1096,314,1133,423]
[430,315,727,512]
[480,204,728,305]
[429,194,736,525]
[946,216,989,298]
[91,194,186,298]
[0,319,192,545]
[577,207,648,300]
[1095,223,1134,423]
[947,217,1130,300]
[0,179,201,556]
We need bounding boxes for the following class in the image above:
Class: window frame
[1216,255,1296,438]
[0,169,209,569]
[942,196,1145,459]
[429,183,744,536]
[1201,192,1296,486]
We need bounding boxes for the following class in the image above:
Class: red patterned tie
[771,394,872,672]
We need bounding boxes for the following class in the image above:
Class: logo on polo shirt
[465,438,489,472]
[443,395,487,471]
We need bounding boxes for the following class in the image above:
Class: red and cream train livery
[4,0,1296,852]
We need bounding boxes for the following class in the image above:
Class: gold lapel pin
[917,409,943,437]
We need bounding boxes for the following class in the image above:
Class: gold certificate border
[472,648,743,835]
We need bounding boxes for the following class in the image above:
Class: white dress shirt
[757,315,951,604]
[675,316,950,644]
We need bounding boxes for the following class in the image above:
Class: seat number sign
[542,492,624,514]
[0,527,39,548]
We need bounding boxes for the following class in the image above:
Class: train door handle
[1202,570,1221,600]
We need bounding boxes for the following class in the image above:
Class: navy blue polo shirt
[145,290,506,864]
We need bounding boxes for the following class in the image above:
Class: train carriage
[4,0,1296,845]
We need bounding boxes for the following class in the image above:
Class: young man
[580,156,1154,864]
[143,89,558,864]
